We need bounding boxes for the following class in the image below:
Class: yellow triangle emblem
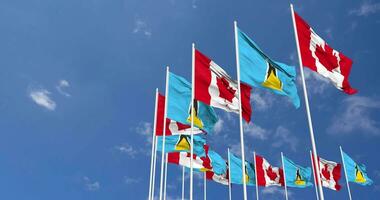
[187,100,204,129]
[175,135,191,151]
[243,166,250,183]
[355,165,366,183]
[261,62,283,92]
[294,169,306,186]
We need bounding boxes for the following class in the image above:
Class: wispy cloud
[349,1,380,16]
[328,96,380,136]
[124,176,142,184]
[114,143,138,158]
[271,126,299,152]
[83,176,100,191]
[244,122,269,140]
[261,186,291,198]
[132,19,152,37]
[136,121,153,144]
[213,119,224,135]
[29,88,56,111]
[300,69,331,95]
[56,79,71,97]
[251,91,274,111]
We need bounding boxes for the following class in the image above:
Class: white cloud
[56,79,71,97]
[271,126,299,152]
[328,96,380,135]
[350,1,380,16]
[191,0,198,8]
[251,92,273,111]
[115,143,138,158]
[261,186,291,198]
[136,122,153,144]
[29,88,56,111]
[133,19,152,37]
[124,177,141,184]
[300,69,331,95]
[244,122,269,140]
[213,119,224,134]
[83,176,100,191]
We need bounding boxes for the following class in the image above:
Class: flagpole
[159,66,170,200]
[253,151,259,200]
[152,135,158,200]
[163,153,168,200]
[190,42,195,200]
[290,4,325,200]
[310,150,320,200]
[149,89,159,200]
[228,148,232,200]
[281,152,289,200]
[182,166,185,200]
[340,146,353,200]
[204,172,207,200]
[234,20,248,200]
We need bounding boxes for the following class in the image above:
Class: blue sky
[0,0,379,199]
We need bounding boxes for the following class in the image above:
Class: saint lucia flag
[229,153,255,186]
[283,156,313,188]
[156,135,206,157]
[237,28,300,108]
[342,151,373,186]
[167,72,218,134]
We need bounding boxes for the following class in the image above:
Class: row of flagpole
[147,4,361,200]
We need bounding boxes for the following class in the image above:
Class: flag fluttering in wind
[237,28,300,108]
[293,12,357,94]
[229,153,255,186]
[342,151,373,186]
[315,157,342,191]
[167,72,218,134]
[283,156,313,188]
[156,135,206,156]
[255,154,284,187]
[167,145,212,172]
[155,93,203,136]
[194,49,252,122]
[206,171,229,185]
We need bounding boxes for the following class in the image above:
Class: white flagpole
[310,151,320,200]
[149,89,159,200]
[281,152,289,200]
[233,20,248,200]
[152,135,158,200]
[204,172,207,200]
[190,43,195,200]
[290,4,325,200]
[253,151,259,200]
[228,148,232,200]
[340,146,353,200]
[164,153,168,200]
[182,166,185,200]
[159,66,170,200]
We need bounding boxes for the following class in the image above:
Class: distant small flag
[206,171,229,185]
[237,28,300,108]
[315,157,342,191]
[229,153,255,186]
[156,135,206,156]
[155,93,203,136]
[194,49,252,122]
[255,154,284,187]
[342,151,373,186]
[167,145,212,172]
[293,12,357,94]
[167,72,218,134]
[283,156,313,188]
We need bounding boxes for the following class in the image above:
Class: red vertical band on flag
[167,152,180,165]
[155,93,166,136]
[294,12,357,95]
[195,49,212,105]
[240,83,252,122]
[255,154,266,186]
[332,164,342,190]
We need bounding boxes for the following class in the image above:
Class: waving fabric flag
[229,153,255,186]
[194,49,252,122]
[155,93,203,136]
[167,72,218,134]
[237,28,300,108]
[255,154,284,187]
[342,151,373,186]
[156,135,206,156]
[283,156,313,188]
[317,157,342,191]
[294,12,357,94]
[206,171,229,185]
[167,145,212,172]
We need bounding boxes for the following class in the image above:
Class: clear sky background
[0,0,379,199]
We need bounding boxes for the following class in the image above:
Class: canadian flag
[167,145,212,171]
[195,49,252,122]
[294,11,357,95]
[317,157,342,191]
[206,170,229,185]
[255,154,284,187]
[156,93,203,136]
